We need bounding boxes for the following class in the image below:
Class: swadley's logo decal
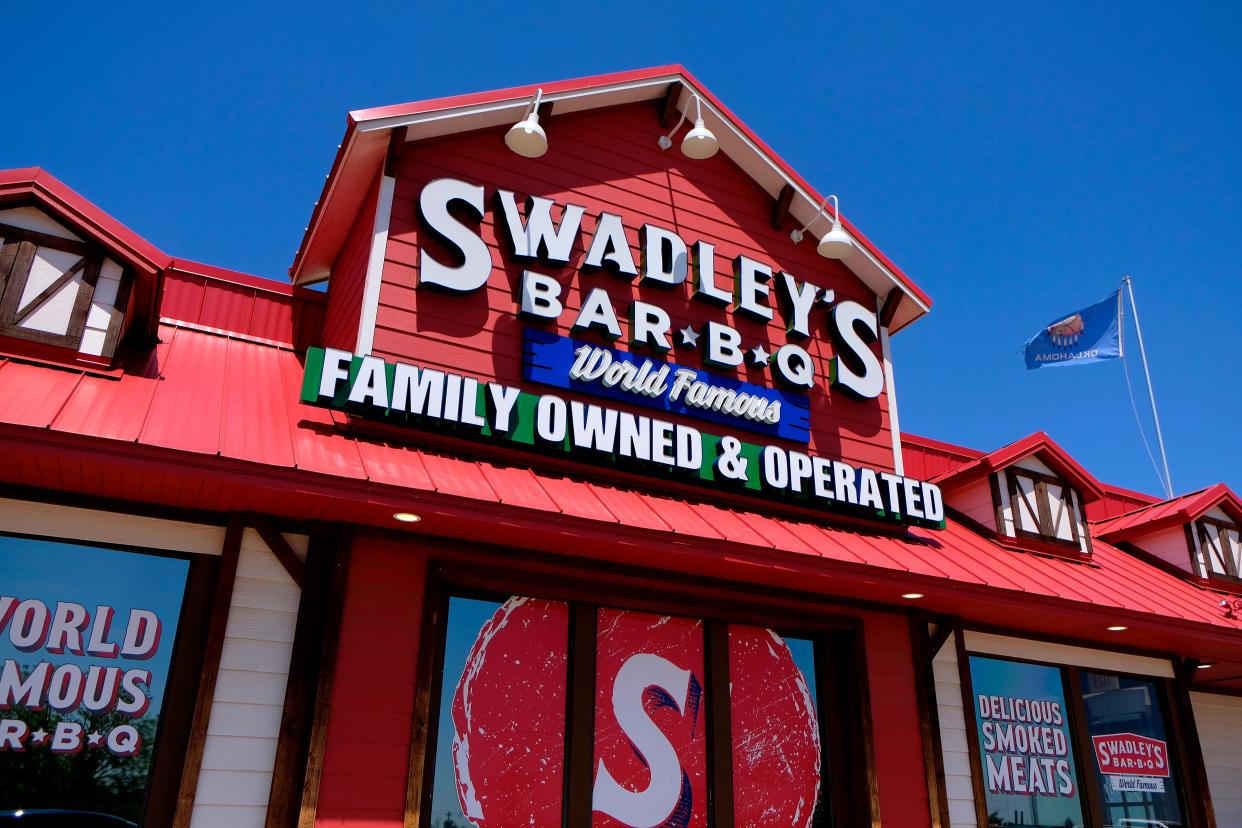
[1092,733,1169,777]
[1046,313,1085,347]
[1092,732,1170,794]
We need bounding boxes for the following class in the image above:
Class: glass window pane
[593,609,706,828]
[429,596,568,828]
[1080,671,1184,826]
[968,656,1085,827]
[730,627,825,827]
[0,535,191,823]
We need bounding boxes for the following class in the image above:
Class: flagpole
[1122,275,1174,498]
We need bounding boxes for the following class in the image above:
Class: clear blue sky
[6,2,1239,497]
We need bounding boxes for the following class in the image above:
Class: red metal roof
[1095,483,1242,542]
[3,317,1242,665]
[931,431,1106,502]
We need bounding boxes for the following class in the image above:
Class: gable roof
[1095,483,1242,542]
[0,167,171,343]
[289,65,932,332]
[931,431,1106,502]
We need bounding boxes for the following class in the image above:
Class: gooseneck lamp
[657,94,719,160]
[790,194,855,260]
[505,88,549,158]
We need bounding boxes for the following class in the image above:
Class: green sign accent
[299,348,943,529]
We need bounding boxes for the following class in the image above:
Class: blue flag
[1024,290,1122,369]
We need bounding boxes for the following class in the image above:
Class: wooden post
[171,515,244,828]
[909,617,951,828]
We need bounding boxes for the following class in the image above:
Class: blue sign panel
[522,329,811,443]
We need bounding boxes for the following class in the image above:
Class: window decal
[0,535,190,824]
[429,596,568,828]
[729,627,824,827]
[968,655,1085,827]
[592,609,706,828]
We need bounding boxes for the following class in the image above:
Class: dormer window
[1005,467,1083,545]
[933,433,1100,558]
[1194,515,1242,580]
[0,207,131,362]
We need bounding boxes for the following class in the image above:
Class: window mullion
[0,240,37,325]
[1035,479,1055,537]
[1062,665,1105,828]
[564,603,598,828]
[704,621,734,828]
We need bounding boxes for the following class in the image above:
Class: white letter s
[592,654,689,827]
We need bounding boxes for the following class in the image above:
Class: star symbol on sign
[678,324,700,348]
[31,729,48,745]
[749,344,771,366]
[87,732,103,747]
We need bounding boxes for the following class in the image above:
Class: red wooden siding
[376,102,896,471]
[315,534,425,827]
[862,610,932,828]
[322,172,381,351]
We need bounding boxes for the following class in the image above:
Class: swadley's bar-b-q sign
[301,176,944,528]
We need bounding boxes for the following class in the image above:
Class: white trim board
[963,631,1174,678]
[0,497,226,556]
[355,174,396,356]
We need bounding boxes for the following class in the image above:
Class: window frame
[958,647,1197,828]
[1195,516,1242,581]
[1004,467,1083,548]
[408,555,875,828]
[0,222,107,351]
[0,528,219,828]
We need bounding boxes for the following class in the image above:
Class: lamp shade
[681,118,718,159]
[505,113,548,158]
[816,222,854,259]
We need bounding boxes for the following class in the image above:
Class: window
[0,534,192,824]
[0,219,129,359]
[1005,469,1082,546]
[967,656,1086,827]
[423,593,841,828]
[964,654,1190,828]
[1080,672,1183,826]
[1195,517,1242,580]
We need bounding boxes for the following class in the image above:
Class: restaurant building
[1,66,1240,828]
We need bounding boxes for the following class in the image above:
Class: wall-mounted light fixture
[790,194,855,260]
[657,94,719,160]
[505,88,548,158]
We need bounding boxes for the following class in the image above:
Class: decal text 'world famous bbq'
[302,347,944,529]
[451,599,821,828]
[0,596,165,757]
[977,694,1077,798]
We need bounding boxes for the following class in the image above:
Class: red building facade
[1,67,1241,828]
